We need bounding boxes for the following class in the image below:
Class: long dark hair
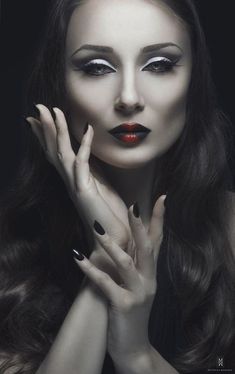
[0,0,235,372]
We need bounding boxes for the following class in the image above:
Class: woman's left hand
[73,195,166,368]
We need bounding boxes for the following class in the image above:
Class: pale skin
[25,0,194,372]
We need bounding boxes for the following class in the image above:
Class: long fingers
[148,195,166,261]
[35,104,57,163]
[74,124,94,190]
[128,196,166,278]
[93,221,140,292]
[53,107,75,180]
[26,117,46,150]
[128,205,156,279]
[73,250,122,304]
[27,104,130,248]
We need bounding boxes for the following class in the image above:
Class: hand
[26,105,135,278]
[73,195,166,367]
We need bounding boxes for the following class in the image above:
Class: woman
[0,0,235,373]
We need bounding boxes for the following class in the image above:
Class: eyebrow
[70,42,183,57]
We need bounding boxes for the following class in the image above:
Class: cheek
[65,72,111,140]
[142,70,190,110]
[156,92,187,150]
[145,74,190,150]
[65,72,111,117]
[158,86,187,129]
[148,73,190,128]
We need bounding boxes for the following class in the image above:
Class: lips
[108,123,151,145]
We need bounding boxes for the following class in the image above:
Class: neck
[95,159,158,225]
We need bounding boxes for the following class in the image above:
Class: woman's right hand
[26,105,134,279]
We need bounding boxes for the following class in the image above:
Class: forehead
[66,0,191,56]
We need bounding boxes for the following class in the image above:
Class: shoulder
[225,191,235,257]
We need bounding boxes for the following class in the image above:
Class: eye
[76,59,116,76]
[142,56,180,73]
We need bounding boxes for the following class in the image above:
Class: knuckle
[56,125,66,135]
[102,235,112,248]
[74,158,82,169]
[57,151,64,162]
[86,262,94,272]
[156,233,164,245]
[98,273,110,285]
[127,237,135,254]
[147,285,157,298]
[75,182,96,197]
[145,239,154,255]
[121,255,134,270]
[146,281,157,298]
[117,229,130,250]
[121,295,135,312]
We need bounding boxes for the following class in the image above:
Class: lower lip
[110,132,149,145]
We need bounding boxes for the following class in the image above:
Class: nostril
[115,101,144,113]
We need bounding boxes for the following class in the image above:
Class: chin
[92,152,158,170]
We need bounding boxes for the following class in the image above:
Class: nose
[114,70,145,115]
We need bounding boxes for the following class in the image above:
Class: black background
[2,1,235,191]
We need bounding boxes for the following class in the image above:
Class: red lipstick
[109,123,151,145]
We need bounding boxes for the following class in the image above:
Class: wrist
[78,271,108,303]
[113,344,153,374]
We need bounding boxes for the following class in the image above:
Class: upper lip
[109,123,151,134]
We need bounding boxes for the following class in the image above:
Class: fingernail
[163,195,167,207]
[133,202,140,218]
[33,103,40,118]
[22,116,31,128]
[83,122,89,134]
[51,108,56,122]
[72,249,84,261]
[94,220,105,235]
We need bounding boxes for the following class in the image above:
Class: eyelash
[75,57,181,76]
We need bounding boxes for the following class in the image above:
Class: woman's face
[65,0,192,169]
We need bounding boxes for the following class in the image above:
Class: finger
[72,127,129,242]
[53,107,75,164]
[73,249,121,304]
[128,204,156,279]
[148,195,166,261]
[74,124,94,190]
[52,107,75,181]
[35,104,57,161]
[26,117,46,150]
[93,221,141,292]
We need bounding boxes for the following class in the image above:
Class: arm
[74,196,180,374]
[36,278,108,374]
[113,345,179,374]
[26,105,132,373]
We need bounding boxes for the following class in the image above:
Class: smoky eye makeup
[141,54,182,73]
[69,50,183,76]
[71,57,116,74]
[70,53,115,67]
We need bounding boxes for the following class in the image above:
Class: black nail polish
[72,249,84,261]
[164,196,167,207]
[83,122,89,134]
[33,103,40,118]
[50,108,56,122]
[22,116,31,128]
[94,220,105,235]
[133,202,140,218]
